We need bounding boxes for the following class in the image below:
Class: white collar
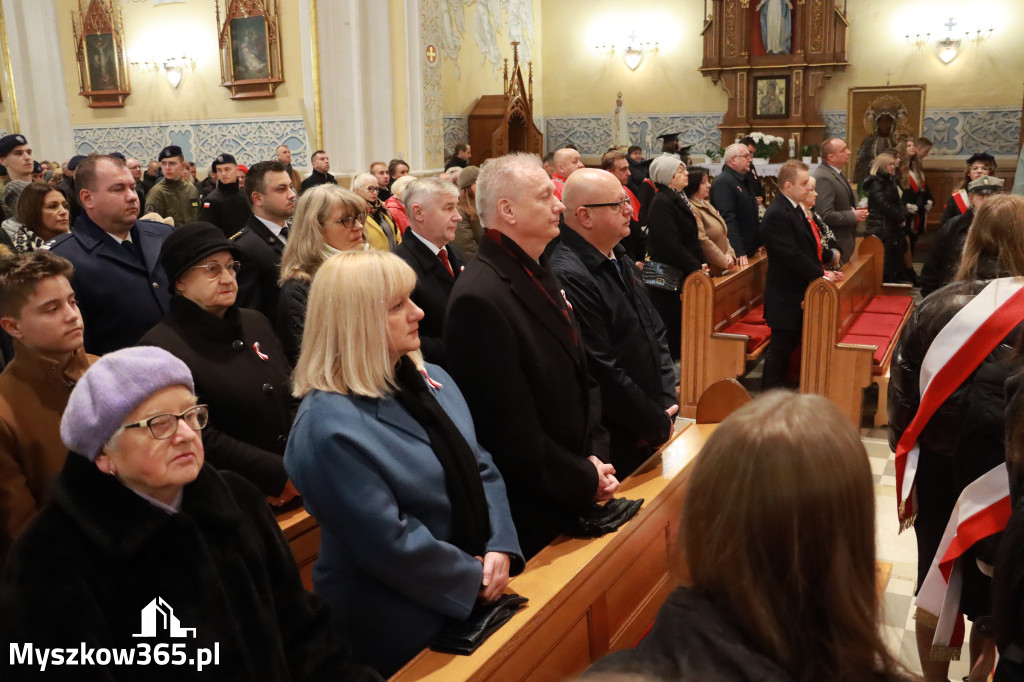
[255,215,286,241]
[410,227,443,256]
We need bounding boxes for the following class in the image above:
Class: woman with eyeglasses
[139,222,299,506]
[0,346,382,681]
[352,172,402,251]
[278,184,369,366]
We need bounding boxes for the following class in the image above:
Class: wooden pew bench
[679,253,769,418]
[801,236,914,427]
[277,505,320,592]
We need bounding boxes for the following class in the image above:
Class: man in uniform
[200,153,251,238]
[145,145,200,226]
[232,160,296,323]
[299,150,335,193]
[0,135,33,183]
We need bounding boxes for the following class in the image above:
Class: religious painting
[754,76,788,119]
[72,0,131,107]
[229,15,270,81]
[847,85,926,185]
[216,0,284,99]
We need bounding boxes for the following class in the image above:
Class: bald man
[550,169,677,475]
[551,147,585,200]
[444,153,617,558]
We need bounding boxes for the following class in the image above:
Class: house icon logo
[133,597,197,638]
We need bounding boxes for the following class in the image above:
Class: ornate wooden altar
[468,42,543,164]
[700,0,850,159]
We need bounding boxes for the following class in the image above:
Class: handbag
[430,593,529,655]
[641,260,685,292]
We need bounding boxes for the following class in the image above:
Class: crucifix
[944,17,957,33]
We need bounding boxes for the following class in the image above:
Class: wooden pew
[277,505,320,592]
[800,236,914,427]
[679,253,769,418]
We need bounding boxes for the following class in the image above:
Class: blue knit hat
[61,347,195,461]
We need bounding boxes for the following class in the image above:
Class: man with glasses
[550,169,678,477]
[232,160,296,324]
[352,172,402,250]
[710,142,762,265]
[299,150,335,193]
[46,154,173,355]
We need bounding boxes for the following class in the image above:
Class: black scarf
[392,356,490,556]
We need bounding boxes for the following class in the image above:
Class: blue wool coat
[283,363,522,677]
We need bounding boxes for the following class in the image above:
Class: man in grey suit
[813,138,868,264]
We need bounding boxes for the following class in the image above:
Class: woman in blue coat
[284,249,523,677]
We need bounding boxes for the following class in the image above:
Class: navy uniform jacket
[445,234,608,559]
[232,213,285,325]
[46,215,172,355]
[761,195,830,331]
[393,230,464,366]
[550,228,677,475]
[710,165,762,257]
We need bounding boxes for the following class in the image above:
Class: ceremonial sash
[909,172,920,193]
[952,189,969,215]
[643,178,657,194]
[915,463,1012,659]
[804,209,823,263]
[624,185,640,221]
[894,277,1024,530]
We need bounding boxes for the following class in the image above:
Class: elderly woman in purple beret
[0,346,379,682]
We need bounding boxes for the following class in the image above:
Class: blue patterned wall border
[443,115,469,158]
[822,110,846,142]
[923,107,1020,157]
[73,116,310,168]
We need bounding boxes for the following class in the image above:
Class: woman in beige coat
[685,168,736,275]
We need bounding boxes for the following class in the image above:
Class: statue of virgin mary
[756,0,793,55]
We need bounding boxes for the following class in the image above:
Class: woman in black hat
[138,221,299,506]
[941,152,996,225]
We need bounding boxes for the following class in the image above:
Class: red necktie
[438,248,454,277]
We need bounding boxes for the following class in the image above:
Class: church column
[403,0,444,171]
[1,0,74,159]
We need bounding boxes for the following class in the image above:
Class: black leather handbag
[641,261,684,292]
[430,593,529,655]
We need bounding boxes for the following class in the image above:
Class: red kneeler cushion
[740,304,765,325]
[839,333,890,365]
[847,312,903,339]
[864,295,912,316]
[721,322,771,353]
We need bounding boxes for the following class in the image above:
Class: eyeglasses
[360,186,380,193]
[337,212,367,229]
[581,197,632,211]
[190,260,241,279]
[122,405,209,440]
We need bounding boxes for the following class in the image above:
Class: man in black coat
[46,155,172,355]
[710,143,762,263]
[299,151,335,194]
[761,160,841,390]
[232,161,296,324]
[551,169,678,476]
[444,153,618,559]
[602,150,647,262]
[199,153,252,238]
[393,177,463,366]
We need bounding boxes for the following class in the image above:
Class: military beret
[0,134,28,157]
[108,152,126,161]
[158,145,184,162]
[211,153,237,172]
[67,155,87,171]
[32,161,41,174]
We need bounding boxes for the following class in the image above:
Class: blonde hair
[389,175,418,202]
[292,250,421,399]
[279,184,367,284]
[674,392,907,682]
[869,153,896,176]
[954,193,1024,282]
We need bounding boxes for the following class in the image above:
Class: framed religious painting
[72,0,131,107]
[846,85,926,184]
[753,76,789,119]
[216,0,283,99]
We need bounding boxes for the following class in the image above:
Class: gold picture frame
[846,85,926,184]
[72,0,130,108]
[216,0,284,100]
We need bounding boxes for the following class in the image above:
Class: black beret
[32,161,41,173]
[966,152,996,167]
[0,134,28,157]
[158,145,184,162]
[211,153,237,172]
[159,221,242,285]
[67,155,87,171]
[108,152,126,161]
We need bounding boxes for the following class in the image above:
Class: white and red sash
[908,171,921,193]
[894,277,1024,530]
[915,463,1012,659]
[952,189,969,215]
[624,185,640,221]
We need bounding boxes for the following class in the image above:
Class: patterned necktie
[438,247,454,277]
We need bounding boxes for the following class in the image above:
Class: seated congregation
[0,126,1022,682]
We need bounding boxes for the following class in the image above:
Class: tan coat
[691,197,736,275]
[0,342,97,562]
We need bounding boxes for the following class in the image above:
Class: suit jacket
[444,234,606,558]
[47,215,172,355]
[284,366,522,676]
[232,213,285,325]
[761,195,828,330]
[710,165,762,257]
[550,228,677,475]
[813,163,859,263]
[393,231,463,366]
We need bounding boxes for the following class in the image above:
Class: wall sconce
[622,32,658,71]
[904,32,930,48]
[594,43,616,57]
[129,52,195,87]
[928,17,994,65]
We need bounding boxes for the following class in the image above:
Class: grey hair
[723,143,749,164]
[352,172,377,190]
[475,153,543,224]
[404,176,457,210]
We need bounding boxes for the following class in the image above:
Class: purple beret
[61,347,195,461]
